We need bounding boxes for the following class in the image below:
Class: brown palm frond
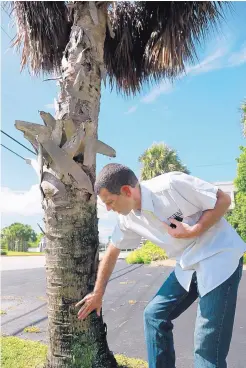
[13,1,71,74]
[104,1,231,94]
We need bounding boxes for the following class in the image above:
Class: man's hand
[163,219,199,239]
[76,291,103,320]
[163,189,231,239]
[76,244,120,321]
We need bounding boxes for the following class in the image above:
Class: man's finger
[96,307,101,317]
[75,297,86,308]
[78,304,90,318]
[169,218,179,225]
[77,304,87,317]
[78,305,93,320]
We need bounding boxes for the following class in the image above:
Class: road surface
[1,260,246,367]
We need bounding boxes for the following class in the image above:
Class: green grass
[243,253,246,264]
[1,336,47,368]
[0,336,147,368]
[3,251,44,256]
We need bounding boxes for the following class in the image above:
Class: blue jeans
[144,257,243,368]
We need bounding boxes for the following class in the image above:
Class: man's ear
[121,185,131,197]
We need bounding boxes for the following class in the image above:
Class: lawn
[0,336,147,368]
[3,251,44,256]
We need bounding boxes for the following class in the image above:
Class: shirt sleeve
[169,172,218,214]
[111,220,141,250]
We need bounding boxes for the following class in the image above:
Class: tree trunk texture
[16,3,117,368]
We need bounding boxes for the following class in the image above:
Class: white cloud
[186,48,227,76]
[97,197,117,222]
[141,81,173,104]
[125,105,138,114]
[0,185,116,242]
[0,185,42,216]
[45,103,55,109]
[228,44,246,67]
[97,197,108,219]
[140,47,228,104]
[97,197,117,242]
[98,226,114,243]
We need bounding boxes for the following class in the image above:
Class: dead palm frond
[12,1,231,92]
[105,1,230,94]
[13,1,70,74]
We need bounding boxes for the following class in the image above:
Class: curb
[151,259,246,270]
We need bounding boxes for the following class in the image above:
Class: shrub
[126,249,145,264]
[126,241,167,264]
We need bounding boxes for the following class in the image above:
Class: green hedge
[126,241,167,264]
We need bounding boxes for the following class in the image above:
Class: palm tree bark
[45,4,116,367]
[17,3,116,367]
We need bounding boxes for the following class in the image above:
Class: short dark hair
[95,163,138,195]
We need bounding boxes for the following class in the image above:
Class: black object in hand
[170,216,183,229]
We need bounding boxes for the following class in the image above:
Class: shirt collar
[140,184,154,213]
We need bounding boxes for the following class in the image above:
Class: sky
[1,3,246,243]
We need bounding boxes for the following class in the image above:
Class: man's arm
[165,189,231,239]
[76,244,120,320]
[94,244,121,294]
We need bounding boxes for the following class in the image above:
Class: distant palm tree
[241,100,246,137]
[11,2,229,367]
[139,142,189,180]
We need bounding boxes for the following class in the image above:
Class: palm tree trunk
[45,4,116,367]
[16,3,116,367]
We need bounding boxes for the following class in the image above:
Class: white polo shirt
[111,172,246,296]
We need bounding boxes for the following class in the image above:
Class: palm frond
[12,1,231,93]
[13,1,70,74]
[241,100,246,138]
[105,1,231,94]
[139,142,190,180]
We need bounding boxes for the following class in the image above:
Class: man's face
[99,187,134,215]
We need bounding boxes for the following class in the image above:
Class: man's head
[95,163,140,215]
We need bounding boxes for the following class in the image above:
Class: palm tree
[10,2,230,367]
[241,100,246,137]
[139,142,189,180]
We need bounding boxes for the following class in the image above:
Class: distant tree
[29,233,43,248]
[139,142,190,180]
[241,100,246,137]
[226,146,246,242]
[0,223,37,251]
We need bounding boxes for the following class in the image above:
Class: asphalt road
[1,260,246,367]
